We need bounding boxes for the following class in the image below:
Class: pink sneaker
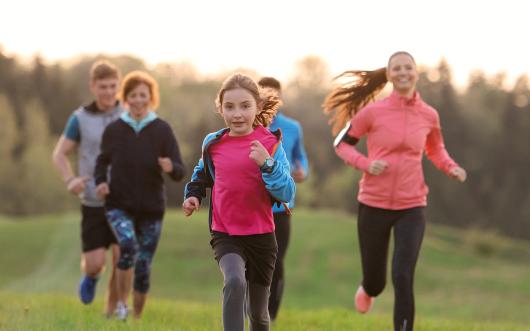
[355,286,374,314]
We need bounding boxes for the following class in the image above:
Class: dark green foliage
[0,50,528,241]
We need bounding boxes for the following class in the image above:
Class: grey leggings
[219,253,271,331]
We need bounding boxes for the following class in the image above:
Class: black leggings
[268,212,291,320]
[357,203,425,331]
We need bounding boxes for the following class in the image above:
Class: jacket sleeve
[94,126,112,185]
[262,142,296,203]
[425,126,458,175]
[334,108,372,171]
[183,135,213,204]
[184,158,209,203]
[292,123,309,177]
[163,125,186,181]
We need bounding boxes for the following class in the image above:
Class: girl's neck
[228,127,255,137]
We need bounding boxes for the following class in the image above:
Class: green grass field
[1,209,530,330]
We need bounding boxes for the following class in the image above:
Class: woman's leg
[357,203,394,297]
[391,207,426,331]
[106,209,138,312]
[132,219,162,318]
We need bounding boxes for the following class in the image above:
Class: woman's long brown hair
[322,68,387,135]
[323,51,415,135]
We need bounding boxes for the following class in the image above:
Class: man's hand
[67,176,89,195]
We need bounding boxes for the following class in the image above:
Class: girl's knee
[224,274,246,294]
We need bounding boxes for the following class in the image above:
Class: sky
[1,0,529,87]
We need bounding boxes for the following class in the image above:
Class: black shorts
[211,231,278,287]
[81,205,117,252]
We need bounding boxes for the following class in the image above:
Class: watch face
[266,158,275,167]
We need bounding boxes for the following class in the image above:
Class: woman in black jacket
[95,70,185,320]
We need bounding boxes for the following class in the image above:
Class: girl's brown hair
[119,71,160,110]
[322,51,415,135]
[215,73,282,128]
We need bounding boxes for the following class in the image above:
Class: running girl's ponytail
[215,73,282,128]
[322,68,387,135]
[254,89,282,127]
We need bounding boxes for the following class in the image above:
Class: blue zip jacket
[269,112,309,212]
[184,127,296,231]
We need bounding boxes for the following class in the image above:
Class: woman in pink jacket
[323,51,466,331]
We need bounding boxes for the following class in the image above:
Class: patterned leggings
[106,209,162,293]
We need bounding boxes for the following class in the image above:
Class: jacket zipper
[389,104,409,209]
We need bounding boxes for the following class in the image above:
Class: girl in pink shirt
[183,73,295,331]
[323,51,466,331]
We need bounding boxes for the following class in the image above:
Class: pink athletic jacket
[336,90,459,210]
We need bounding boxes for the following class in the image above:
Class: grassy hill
[1,209,530,330]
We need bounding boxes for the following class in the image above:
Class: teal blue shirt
[120,111,157,133]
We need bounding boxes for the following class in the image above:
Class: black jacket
[95,118,185,219]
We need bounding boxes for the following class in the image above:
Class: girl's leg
[391,208,426,331]
[132,219,162,318]
[219,253,247,331]
[357,204,394,296]
[247,282,271,331]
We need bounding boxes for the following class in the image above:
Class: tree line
[0,50,529,240]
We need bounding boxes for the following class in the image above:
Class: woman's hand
[158,157,173,173]
[182,197,200,217]
[249,140,271,167]
[449,166,467,182]
[95,183,110,199]
[367,160,388,176]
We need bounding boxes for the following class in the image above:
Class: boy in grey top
[52,60,123,316]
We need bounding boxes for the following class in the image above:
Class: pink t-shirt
[209,126,278,235]
[336,91,459,210]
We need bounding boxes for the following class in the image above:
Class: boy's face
[90,77,119,111]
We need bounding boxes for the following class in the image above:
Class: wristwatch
[260,157,275,174]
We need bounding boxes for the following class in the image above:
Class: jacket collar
[388,90,421,107]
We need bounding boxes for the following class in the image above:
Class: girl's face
[126,83,151,119]
[387,54,418,96]
[220,88,259,136]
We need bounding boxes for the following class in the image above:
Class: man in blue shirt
[258,77,309,321]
